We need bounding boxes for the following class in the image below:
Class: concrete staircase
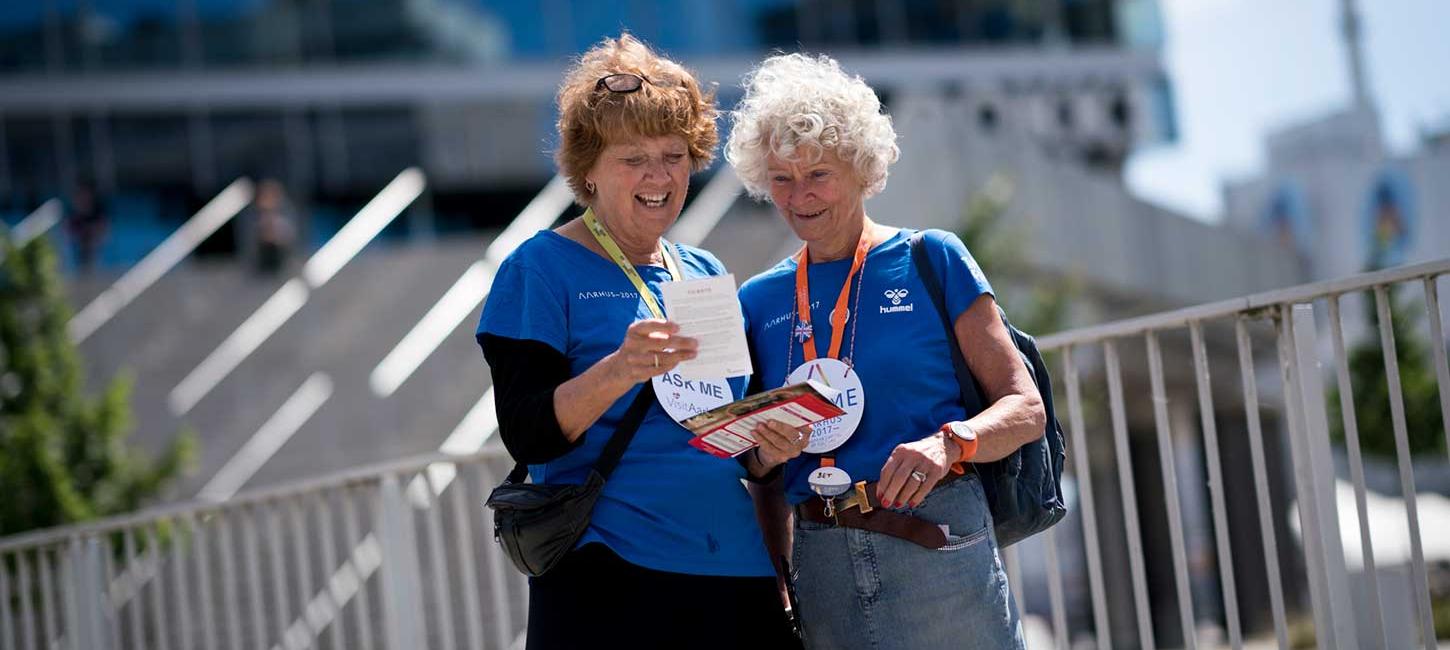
[72,234,497,500]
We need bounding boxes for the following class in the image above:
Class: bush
[0,234,194,536]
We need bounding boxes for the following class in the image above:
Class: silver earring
[585,180,596,194]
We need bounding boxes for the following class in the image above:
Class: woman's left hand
[876,432,955,509]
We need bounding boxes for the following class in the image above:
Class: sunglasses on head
[595,73,655,93]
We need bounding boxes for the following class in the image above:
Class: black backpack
[908,230,1068,547]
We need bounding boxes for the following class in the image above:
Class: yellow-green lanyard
[583,208,683,319]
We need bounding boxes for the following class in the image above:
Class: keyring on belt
[823,480,874,521]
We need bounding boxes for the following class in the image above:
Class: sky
[1124,0,1450,221]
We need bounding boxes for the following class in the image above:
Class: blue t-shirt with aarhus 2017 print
[738,228,994,505]
[477,230,771,578]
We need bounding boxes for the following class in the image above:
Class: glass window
[211,109,289,183]
[111,114,193,187]
[318,0,408,63]
[338,107,420,187]
[87,0,188,70]
[476,0,549,58]
[4,116,63,199]
[198,0,303,67]
[1114,0,1164,50]
[1062,0,1117,43]
[0,3,54,73]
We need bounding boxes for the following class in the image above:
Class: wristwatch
[940,421,979,463]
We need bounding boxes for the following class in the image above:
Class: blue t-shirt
[738,228,994,504]
[477,230,772,577]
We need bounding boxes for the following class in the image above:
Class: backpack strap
[908,231,986,416]
[504,382,657,484]
[908,231,1069,547]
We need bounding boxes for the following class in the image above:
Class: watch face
[947,422,977,441]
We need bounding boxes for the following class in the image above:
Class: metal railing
[1,450,523,650]
[1009,256,1450,650]
[3,258,1448,650]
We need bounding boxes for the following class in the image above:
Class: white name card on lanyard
[581,208,735,424]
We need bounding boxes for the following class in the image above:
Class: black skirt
[525,543,801,650]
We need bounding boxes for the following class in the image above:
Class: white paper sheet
[660,274,753,380]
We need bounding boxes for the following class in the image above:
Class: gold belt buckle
[853,481,873,514]
[829,478,870,516]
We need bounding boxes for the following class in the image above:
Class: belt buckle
[833,481,874,516]
[853,481,873,514]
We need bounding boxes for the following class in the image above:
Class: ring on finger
[794,431,805,443]
[653,353,659,369]
[909,470,928,483]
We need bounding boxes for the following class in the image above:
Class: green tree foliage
[1329,286,1445,458]
[957,174,1075,336]
[0,234,194,536]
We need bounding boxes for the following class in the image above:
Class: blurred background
[1,0,1448,649]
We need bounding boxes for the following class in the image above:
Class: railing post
[63,537,110,650]
[378,475,429,650]
[1287,304,1358,649]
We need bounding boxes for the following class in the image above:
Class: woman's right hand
[752,420,812,469]
[605,319,698,385]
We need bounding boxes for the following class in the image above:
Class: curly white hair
[726,53,899,200]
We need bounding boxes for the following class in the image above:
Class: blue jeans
[791,474,1025,650]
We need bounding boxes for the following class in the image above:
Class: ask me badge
[653,372,733,424]
[786,357,864,454]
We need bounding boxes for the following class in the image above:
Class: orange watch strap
[954,434,979,463]
[941,423,978,473]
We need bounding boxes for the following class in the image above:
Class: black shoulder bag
[908,230,1068,547]
[485,383,656,577]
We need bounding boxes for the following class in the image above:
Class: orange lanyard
[793,234,872,362]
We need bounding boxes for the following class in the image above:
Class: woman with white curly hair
[728,53,1044,649]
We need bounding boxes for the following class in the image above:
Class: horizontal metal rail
[1037,257,1450,349]
[0,448,507,555]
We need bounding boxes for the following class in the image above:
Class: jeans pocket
[917,476,993,552]
[939,523,991,552]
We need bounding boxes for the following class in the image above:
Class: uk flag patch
[793,320,813,343]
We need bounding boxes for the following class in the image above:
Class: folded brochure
[684,380,846,458]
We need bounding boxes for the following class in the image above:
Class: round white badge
[808,466,853,497]
[652,372,733,423]
[786,357,865,454]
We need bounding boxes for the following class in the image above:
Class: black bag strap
[504,382,657,484]
[908,231,986,416]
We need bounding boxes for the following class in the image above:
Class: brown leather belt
[795,471,968,549]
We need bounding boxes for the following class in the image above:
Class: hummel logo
[880,288,914,314]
